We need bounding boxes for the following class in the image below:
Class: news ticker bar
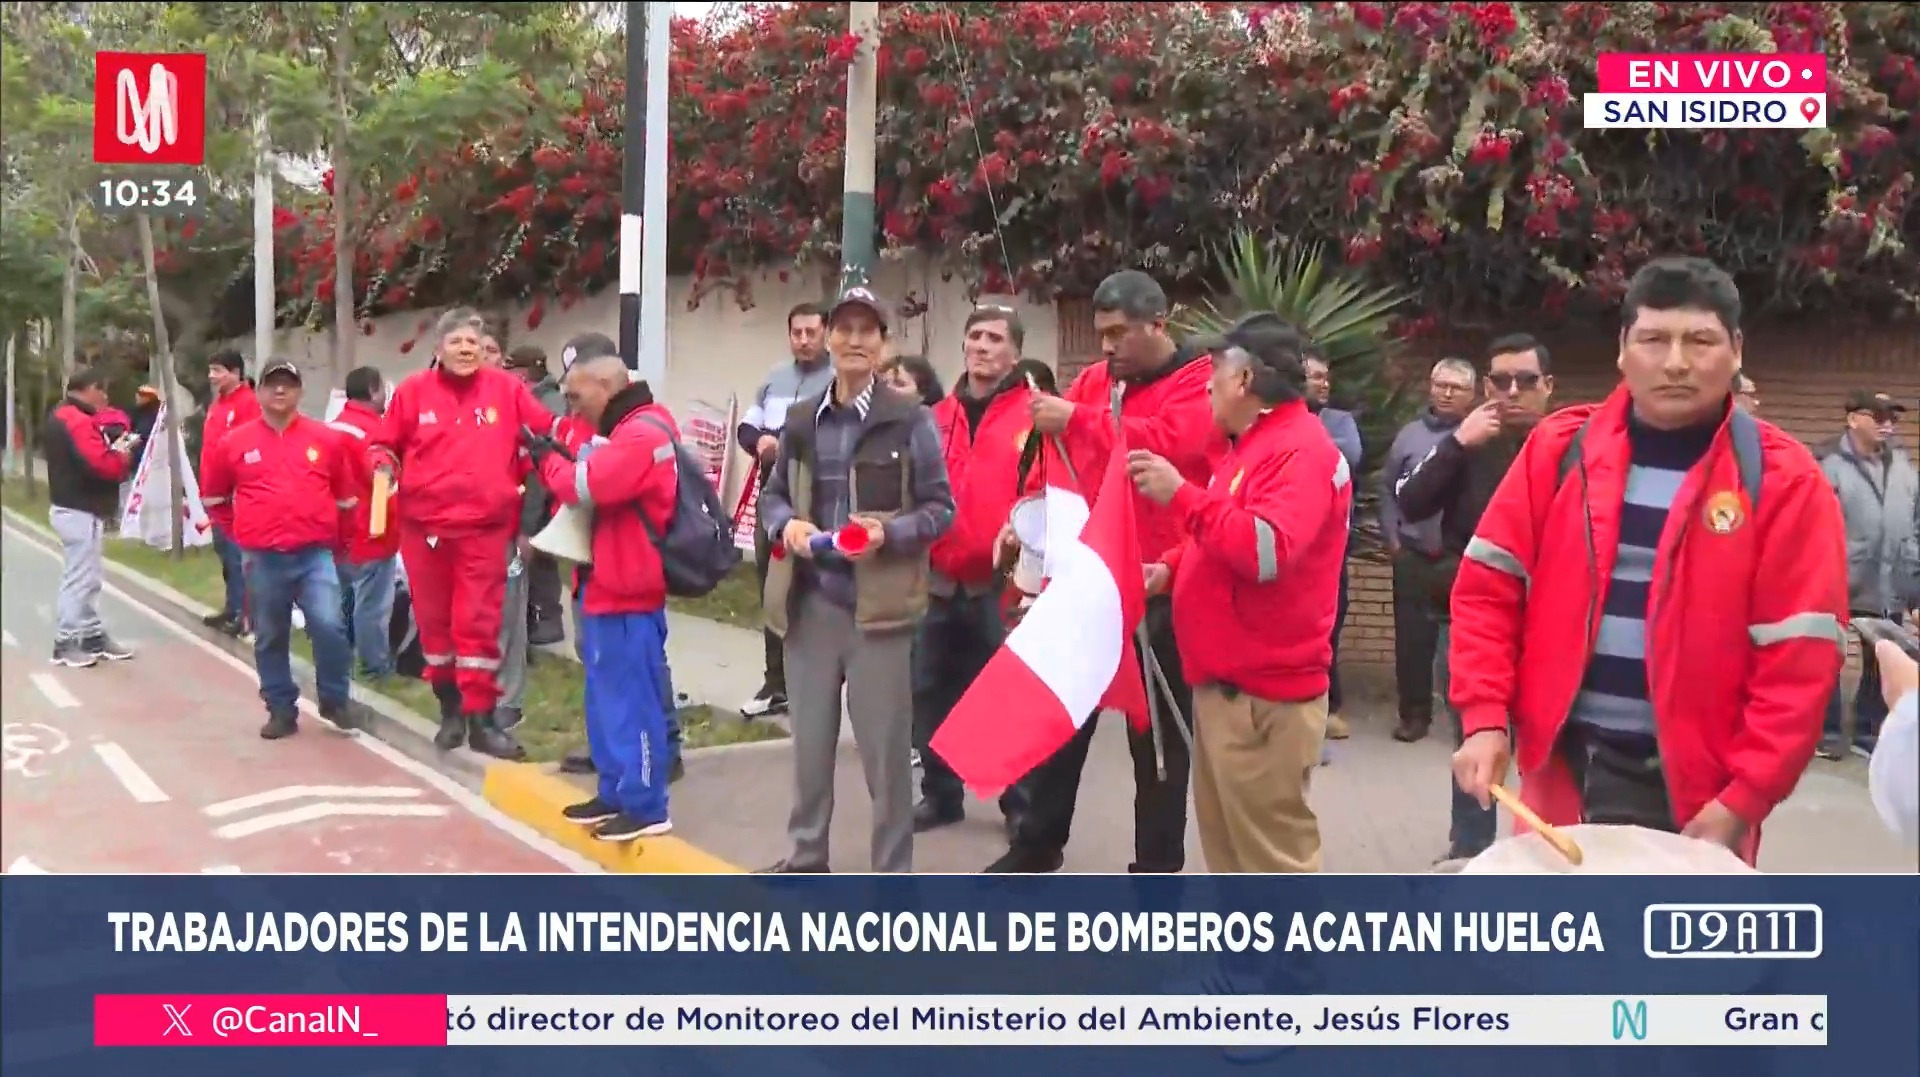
[95,994,1828,1048]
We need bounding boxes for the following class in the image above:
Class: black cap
[259,359,302,384]
[559,332,620,372]
[1845,390,1906,415]
[829,285,890,333]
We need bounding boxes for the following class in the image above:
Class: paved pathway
[1,526,593,875]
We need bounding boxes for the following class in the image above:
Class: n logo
[1612,999,1649,1041]
[93,52,207,165]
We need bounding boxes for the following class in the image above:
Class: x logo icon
[163,1003,193,1036]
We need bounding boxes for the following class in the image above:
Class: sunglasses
[1486,372,1543,392]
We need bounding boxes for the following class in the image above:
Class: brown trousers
[1191,684,1328,873]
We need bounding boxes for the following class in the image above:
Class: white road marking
[1,520,603,874]
[212,802,449,841]
[203,785,422,818]
[6,856,48,873]
[2,628,17,647]
[28,672,79,709]
[91,741,171,803]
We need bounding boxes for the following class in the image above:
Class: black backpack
[634,415,741,597]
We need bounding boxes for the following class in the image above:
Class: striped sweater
[1569,413,1718,738]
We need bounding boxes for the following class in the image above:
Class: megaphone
[1007,495,1048,595]
[530,502,595,564]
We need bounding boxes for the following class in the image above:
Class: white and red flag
[931,435,1150,792]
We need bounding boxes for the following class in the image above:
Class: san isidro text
[108,909,1606,954]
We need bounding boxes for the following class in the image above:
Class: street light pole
[839,2,879,291]
[619,1,646,373]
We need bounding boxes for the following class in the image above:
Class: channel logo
[1611,999,1648,1042]
[93,51,207,165]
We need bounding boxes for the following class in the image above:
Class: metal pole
[252,114,274,374]
[839,2,879,291]
[637,1,671,390]
[618,1,645,371]
[137,215,186,558]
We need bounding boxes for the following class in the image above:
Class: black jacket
[1393,429,1527,603]
[44,398,129,519]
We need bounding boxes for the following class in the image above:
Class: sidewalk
[569,607,1918,873]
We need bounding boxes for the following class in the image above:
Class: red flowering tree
[267,1,1918,343]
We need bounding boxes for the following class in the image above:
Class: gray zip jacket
[1379,408,1462,553]
[1818,434,1919,614]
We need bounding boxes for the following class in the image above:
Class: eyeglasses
[1486,372,1543,392]
[1429,381,1473,395]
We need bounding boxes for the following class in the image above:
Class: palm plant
[1173,229,1420,553]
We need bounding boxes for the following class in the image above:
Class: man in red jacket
[200,361,359,739]
[370,308,562,759]
[327,366,399,679]
[1133,314,1351,872]
[1450,258,1848,863]
[527,350,681,840]
[198,349,261,635]
[915,304,1040,835]
[43,368,139,667]
[992,270,1229,874]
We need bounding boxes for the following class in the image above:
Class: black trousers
[1390,548,1446,724]
[914,590,1028,818]
[526,551,564,625]
[1560,724,1677,831]
[1328,560,1350,713]
[752,486,785,696]
[1011,596,1193,872]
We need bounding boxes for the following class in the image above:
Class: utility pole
[840,2,879,291]
[639,0,670,390]
[253,114,275,373]
[619,3,645,374]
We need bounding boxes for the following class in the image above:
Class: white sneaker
[740,691,788,719]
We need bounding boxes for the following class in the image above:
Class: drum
[1457,824,1757,875]
[1008,496,1049,594]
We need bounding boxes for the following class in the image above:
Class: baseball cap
[829,285,890,333]
[259,359,302,384]
[559,332,620,372]
[1844,390,1906,415]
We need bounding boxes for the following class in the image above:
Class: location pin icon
[1800,97,1821,121]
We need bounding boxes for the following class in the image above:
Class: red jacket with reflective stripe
[372,366,559,536]
[1164,401,1352,702]
[1448,387,1848,854]
[199,384,260,528]
[200,414,359,552]
[928,382,1043,588]
[538,398,679,616]
[1062,351,1229,563]
[327,400,401,564]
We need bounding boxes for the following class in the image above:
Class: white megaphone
[530,502,595,564]
[1007,495,1049,595]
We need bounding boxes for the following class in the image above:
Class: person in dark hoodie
[1395,333,1554,862]
[44,367,140,667]
[507,344,568,647]
[1379,357,1477,743]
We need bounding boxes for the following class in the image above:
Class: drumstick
[370,470,392,537]
[1487,784,1584,866]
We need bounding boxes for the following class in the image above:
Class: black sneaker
[466,713,526,761]
[559,751,596,775]
[562,797,619,825]
[740,690,788,719]
[51,640,98,668]
[316,701,355,734]
[982,847,1064,874]
[594,813,671,841]
[914,799,964,833]
[527,620,565,647]
[494,706,524,732]
[201,611,230,629]
[85,634,133,661]
[431,682,465,750]
[259,708,299,740]
[755,859,829,874]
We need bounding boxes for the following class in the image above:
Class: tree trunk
[137,215,187,559]
[59,202,79,378]
[330,1,357,386]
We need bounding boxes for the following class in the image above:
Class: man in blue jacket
[1304,346,1362,744]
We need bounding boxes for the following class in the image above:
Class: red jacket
[372,365,559,536]
[538,396,679,616]
[1163,401,1352,702]
[929,381,1045,588]
[1063,349,1229,563]
[45,399,133,518]
[327,400,401,564]
[200,414,359,552]
[199,384,260,529]
[95,407,133,438]
[1449,387,1848,856]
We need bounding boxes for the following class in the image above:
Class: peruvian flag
[931,435,1150,792]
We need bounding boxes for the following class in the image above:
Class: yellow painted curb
[483,763,743,873]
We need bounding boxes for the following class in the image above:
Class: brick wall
[1049,304,1920,671]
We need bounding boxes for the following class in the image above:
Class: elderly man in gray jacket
[1818,390,1919,758]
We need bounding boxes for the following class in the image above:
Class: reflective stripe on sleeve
[1251,518,1279,583]
[573,462,593,510]
[422,652,453,667]
[1464,536,1529,583]
[336,497,359,510]
[1749,612,1846,652]
[201,495,228,507]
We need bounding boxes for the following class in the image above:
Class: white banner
[441,993,1827,1047]
[117,402,213,548]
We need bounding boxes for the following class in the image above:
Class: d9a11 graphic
[1642,904,1823,959]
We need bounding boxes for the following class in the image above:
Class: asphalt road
[0,523,594,876]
